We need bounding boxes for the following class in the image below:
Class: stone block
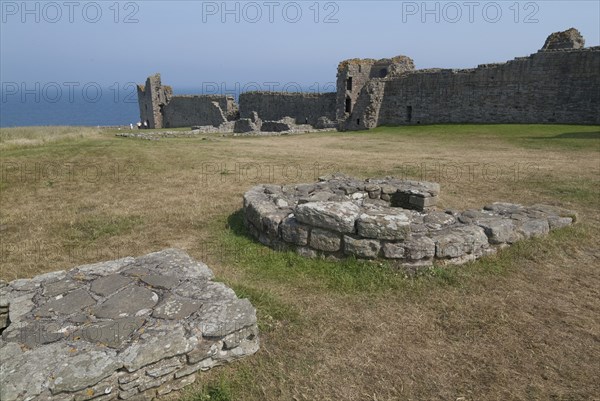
[476,218,521,244]
[431,225,489,259]
[382,242,405,259]
[314,116,336,129]
[295,201,360,233]
[343,236,381,259]
[156,374,196,396]
[280,216,309,245]
[404,236,436,260]
[408,195,437,209]
[152,295,202,320]
[517,219,550,238]
[92,286,158,319]
[356,210,411,240]
[547,216,573,229]
[233,118,258,133]
[261,121,292,132]
[423,212,456,228]
[310,228,341,252]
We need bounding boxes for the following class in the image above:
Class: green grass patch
[368,124,600,151]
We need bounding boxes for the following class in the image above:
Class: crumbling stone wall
[336,56,415,122]
[137,74,172,129]
[139,28,598,131]
[344,47,600,129]
[242,174,576,267]
[137,74,238,129]
[0,249,259,401]
[341,29,599,130]
[238,92,337,126]
[542,27,585,50]
[162,95,237,128]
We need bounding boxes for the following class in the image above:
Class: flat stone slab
[90,274,134,297]
[357,208,413,240]
[296,201,360,233]
[243,175,577,267]
[0,249,259,401]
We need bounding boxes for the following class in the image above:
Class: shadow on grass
[226,209,252,239]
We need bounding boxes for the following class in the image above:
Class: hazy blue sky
[1,0,599,91]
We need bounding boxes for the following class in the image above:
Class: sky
[1,0,599,93]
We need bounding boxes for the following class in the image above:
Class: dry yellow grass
[1,124,599,400]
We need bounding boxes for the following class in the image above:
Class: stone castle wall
[342,46,600,130]
[162,95,238,128]
[137,74,238,129]
[138,29,599,131]
[336,56,415,122]
[238,92,337,126]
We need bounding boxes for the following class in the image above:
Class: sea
[0,87,217,128]
[1,87,144,128]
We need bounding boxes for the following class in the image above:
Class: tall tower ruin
[136,73,173,129]
[336,56,415,124]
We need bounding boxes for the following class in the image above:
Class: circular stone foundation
[243,173,576,267]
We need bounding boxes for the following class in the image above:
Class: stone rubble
[242,174,576,267]
[116,117,335,140]
[0,249,259,401]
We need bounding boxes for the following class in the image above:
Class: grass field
[1,124,599,400]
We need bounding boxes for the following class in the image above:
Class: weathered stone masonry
[0,249,259,401]
[138,28,599,131]
[239,91,336,126]
[341,47,600,130]
[242,174,576,266]
[136,74,172,129]
[335,56,415,122]
[339,28,599,130]
[137,75,238,129]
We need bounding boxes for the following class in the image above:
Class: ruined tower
[336,56,415,124]
[136,73,173,129]
[542,27,585,50]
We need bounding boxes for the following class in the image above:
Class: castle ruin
[137,28,599,131]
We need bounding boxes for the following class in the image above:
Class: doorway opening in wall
[347,77,353,91]
[357,119,360,126]
[406,106,413,123]
[380,68,388,78]
[345,97,352,113]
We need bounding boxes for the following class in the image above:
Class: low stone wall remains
[242,174,576,267]
[0,249,259,401]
